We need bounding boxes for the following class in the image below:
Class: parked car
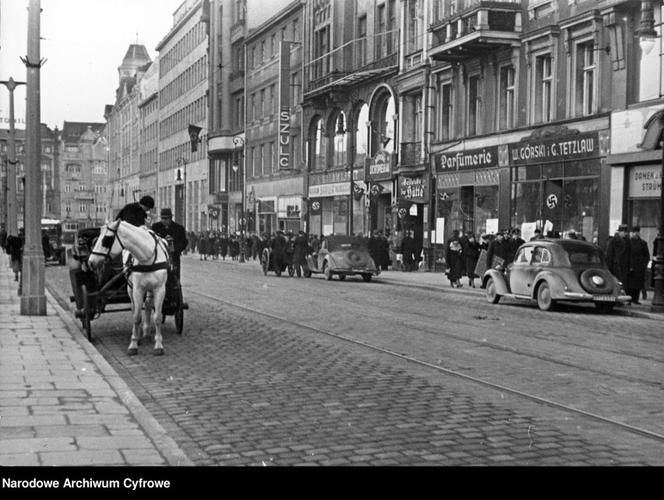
[304,235,380,282]
[482,239,631,313]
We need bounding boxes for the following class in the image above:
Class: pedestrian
[292,230,309,277]
[486,230,512,270]
[605,224,630,284]
[270,230,288,275]
[0,224,7,252]
[509,228,524,262]
[445,230,464,287]
[400,230,416,272]
[219,232,229,260]
[42,229,52,262]
[378,230,390,271]
[6,228,24,282]
[530,228,544,241]
[151,208,188,281]
[462,232,481,288]
[198,231,209,261]
[626,226,650,304]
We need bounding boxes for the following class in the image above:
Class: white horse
[88,219,171,356]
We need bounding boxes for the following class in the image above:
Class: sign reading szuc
[279,107,290,169]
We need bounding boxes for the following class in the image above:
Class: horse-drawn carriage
[68,224,187,347]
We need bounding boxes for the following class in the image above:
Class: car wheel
[536,282,556,311]
[485,278,500,304]
[303,269,312,278]
[595,302,615,314]
[323,263,333,281]
[361,273,372,283]
[337,274,346,281]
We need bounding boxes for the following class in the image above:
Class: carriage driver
[151,208,188,280]
[115,195,155,227]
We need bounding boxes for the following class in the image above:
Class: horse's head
[88,220,123,270]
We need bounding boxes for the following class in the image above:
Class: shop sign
[308,182,350,198]
[310,168,363,186]
[629,165,662,198]
[398,175,429,203]
[365,150,393,181]
[278,107,291,170]
[436,146,499,172]
[509,132,599,165]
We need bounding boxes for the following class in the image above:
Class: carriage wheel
[175,288,184,335]
[80,284,92,342]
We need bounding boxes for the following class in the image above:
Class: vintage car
[482,239,631,313]
[304,235,380,282]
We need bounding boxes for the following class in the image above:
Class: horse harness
[92,224,171,274]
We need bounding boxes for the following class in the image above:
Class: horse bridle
[91,222,126,262]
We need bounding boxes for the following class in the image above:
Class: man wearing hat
[626,226,650,304]
[151,208,188,280]
[605,224,630,285]
[116,195,155,227]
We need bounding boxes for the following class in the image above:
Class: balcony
[304,33,398,97]
[429,0,522,62]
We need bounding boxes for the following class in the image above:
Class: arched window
[355,103,369,165]
[311,117,327,171]
[370,92,396,157]
[333,111,347,168]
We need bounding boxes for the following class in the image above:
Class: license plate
[594,295,616,302]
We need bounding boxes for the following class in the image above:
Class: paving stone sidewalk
[0,253,192,466]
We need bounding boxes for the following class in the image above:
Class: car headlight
[591,275,605,287]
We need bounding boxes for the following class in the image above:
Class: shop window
[311,117,328,171]
[355,104,369,166]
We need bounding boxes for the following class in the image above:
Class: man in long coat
[270,230,288,275]
[606,224,630,284]
[292,230,309,277]
[626,226,650,304]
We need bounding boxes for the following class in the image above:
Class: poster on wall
[485,218,499,235]
[435,218,445,244]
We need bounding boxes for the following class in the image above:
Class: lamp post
[176,157,187,230]
[232,135,246,263]
[20,0,46,315]
[0,77,26,237]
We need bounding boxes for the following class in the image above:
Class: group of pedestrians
[605,224,652,304]
[0,224,24,282]
[190,231,249,261]
[444,230,507,288]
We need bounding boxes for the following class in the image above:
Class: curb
[45,285,195,466]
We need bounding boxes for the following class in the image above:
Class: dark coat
[486,238,512,268]
[626,237,650,290]
[445,238,464,281]
[400,235,415,263]
[605,235,630,283]
[151,220,188,259]
[292,234,309,264]
[462,239,481,278]
[368,236,381,265]
[6,234,23,261]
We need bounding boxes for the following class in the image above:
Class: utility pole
[20,0,46,315]
[0,77,26,237]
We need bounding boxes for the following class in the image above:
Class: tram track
[183,281,664,446]
[185,265,664,389]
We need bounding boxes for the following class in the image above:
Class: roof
[61,122,105,142]
[120,44,151,69]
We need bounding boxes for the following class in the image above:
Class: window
[575,41,595,116]
[376,4,386,59]
[535,54,553,123]
[438,82,453,141]
[467,75,480,136]
[499,65,515,130]
[357,15,367,67]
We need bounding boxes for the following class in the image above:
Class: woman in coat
[445,230,464,288]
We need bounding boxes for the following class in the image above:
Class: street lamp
[176,157,187,230]
[0,77,26,237]
[232,135,246,263]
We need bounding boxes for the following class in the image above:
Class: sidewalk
[0,253,193,466]
[183,252,663,321]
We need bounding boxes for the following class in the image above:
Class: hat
[632,226,640,232]
[618,224,629,232]
[139,195,155,209]
[160,208,173,218]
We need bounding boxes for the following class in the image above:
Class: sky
[0,0,184,130]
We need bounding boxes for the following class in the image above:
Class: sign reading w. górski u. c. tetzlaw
[509,131,599,165]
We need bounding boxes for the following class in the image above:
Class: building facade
[1,124,60,228]
[106,44,152,219]
[302,0,400,238]
[58,122,107,233]
[157,0,209,233]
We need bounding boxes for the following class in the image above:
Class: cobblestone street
[44,258,664,466]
